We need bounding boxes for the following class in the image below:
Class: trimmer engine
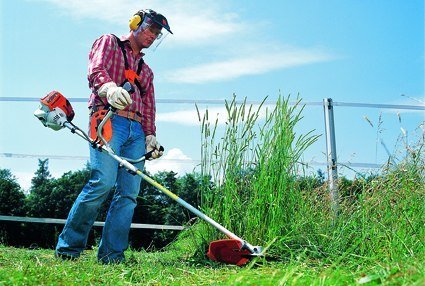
[34,91,75,130]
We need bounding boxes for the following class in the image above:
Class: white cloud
[157,106,225,126]
[37,0,244,45]
[145,148,198,175]
[165,48,334,84]
[38,0,336,82]
[157,103,277,126]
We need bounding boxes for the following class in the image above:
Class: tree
[30,159,51,187]
[164,173,204,226]
[130,171,212,250]
[26,159,54,217]
[0,169,27,245]
[49,166,90,218]
[0,169,26,216]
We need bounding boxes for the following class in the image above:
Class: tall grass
[195,94,424,265]
[196,95,319,253]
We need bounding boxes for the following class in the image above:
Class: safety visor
[145,12,172,34]
[139,14,172,50]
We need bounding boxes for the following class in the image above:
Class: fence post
[323,98,339,214]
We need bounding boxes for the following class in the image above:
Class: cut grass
[0,245,423,285]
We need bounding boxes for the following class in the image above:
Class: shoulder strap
[111,34,145,95]
[112,34,145,76]
[137,58,144,75]
[111,34,129,70]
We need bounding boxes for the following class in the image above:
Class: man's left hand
[145,135,163,160]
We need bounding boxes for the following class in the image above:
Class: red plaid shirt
[87,34,156,136]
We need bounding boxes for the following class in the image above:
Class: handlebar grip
[122,81,135,94]
[145,146,165,160]
[108,82,133,113]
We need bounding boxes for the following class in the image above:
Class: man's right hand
[98,82,133,110]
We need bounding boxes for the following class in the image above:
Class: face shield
[134,11,172,51]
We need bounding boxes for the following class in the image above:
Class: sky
[0,0,424,192]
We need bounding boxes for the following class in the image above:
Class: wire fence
[2,96,423,170]
[1,96,424,111]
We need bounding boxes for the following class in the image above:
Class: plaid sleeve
[141,69,156,136]
[87,34,116,91]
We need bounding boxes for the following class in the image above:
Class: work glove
[145,135,163,160]
[98,82,132,110]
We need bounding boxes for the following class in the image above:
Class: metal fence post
[323,98,339,214]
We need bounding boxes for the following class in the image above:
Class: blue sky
[1,0,424,191]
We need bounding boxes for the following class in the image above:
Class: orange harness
[89,108,112,145]
[113,34,145,94]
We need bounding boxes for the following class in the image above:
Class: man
[55,9,172,264]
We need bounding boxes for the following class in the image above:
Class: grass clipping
[195,94,319,259]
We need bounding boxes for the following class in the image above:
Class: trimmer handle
[99,82,165,162]
[144,146,165,161]
[99,82,133,143]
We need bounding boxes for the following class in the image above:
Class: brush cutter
[34,88,263,266]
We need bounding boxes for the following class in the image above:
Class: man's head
[129,9,172,49]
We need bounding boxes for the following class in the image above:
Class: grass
[0,245,423,285]
[195,94,424,260]
[1,94,424,285]
[196,95,321,251]
[192,94,424,282]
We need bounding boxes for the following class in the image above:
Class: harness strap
[112,34,145,95]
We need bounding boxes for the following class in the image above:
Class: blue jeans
[56,115,145,263]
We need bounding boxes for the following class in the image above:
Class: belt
[89,106,143,124]
[115,110,143,124]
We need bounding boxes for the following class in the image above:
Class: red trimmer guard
[207,239,252,266]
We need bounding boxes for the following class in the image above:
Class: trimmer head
[207,239,263,266]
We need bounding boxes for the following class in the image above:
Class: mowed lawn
[0,245,423,285]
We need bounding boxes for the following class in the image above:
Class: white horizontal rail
[0,152,199,164]
[333,101,425,110]
[1,96,424,110]
[0,215,185,230]
[0,153,383,169]
[0,96,313,106]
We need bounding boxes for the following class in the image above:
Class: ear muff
[129,11,144,31]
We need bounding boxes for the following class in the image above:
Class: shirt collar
[120,34,145,57]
